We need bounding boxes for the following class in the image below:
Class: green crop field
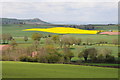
[2,61,118,78]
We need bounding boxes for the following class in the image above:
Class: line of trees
[2,44,75,63]
[78,48,117,63]
[2,44,119,64]
[1,33,119,46]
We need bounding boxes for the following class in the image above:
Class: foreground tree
[83,48,97,61]
[2,33,13,44]
[63,46,74,62]
[31,33,42,50]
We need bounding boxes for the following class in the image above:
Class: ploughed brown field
[100,32,120,35]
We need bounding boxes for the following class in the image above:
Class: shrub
[116,57,120,64]
[47,54,60,63]
[58,57,64,63]
[64,56,70,63]
[91,57,97,63]
[82,43,86,45]
[37,56,48,63]
[2,56,10,61]
[32,57,38,62]
[2,56,15,61]
[71,57,81,63]
[19,56,33,62]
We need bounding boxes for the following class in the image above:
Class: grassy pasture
[2,61,118,78]
[13,35,118,44]
[2,24,54,37]
[83,63,119,66]
[94,25,118,30]
[71,45,118,57]
[68,34,118,43]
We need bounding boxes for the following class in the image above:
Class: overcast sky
[0,0,118,24]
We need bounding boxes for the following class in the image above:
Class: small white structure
[73,44,75,46]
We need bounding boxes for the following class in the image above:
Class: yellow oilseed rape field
[23,27,99,34]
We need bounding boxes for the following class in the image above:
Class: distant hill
[0,18,50,25]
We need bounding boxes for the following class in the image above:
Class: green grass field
[83,63,119,66]
[68,34,118,43]
[2,61,118,78]
[2,24,54,37]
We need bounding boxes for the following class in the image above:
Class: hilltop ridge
[0,18,50,25]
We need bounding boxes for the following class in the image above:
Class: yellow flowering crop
[22,27,99,34]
